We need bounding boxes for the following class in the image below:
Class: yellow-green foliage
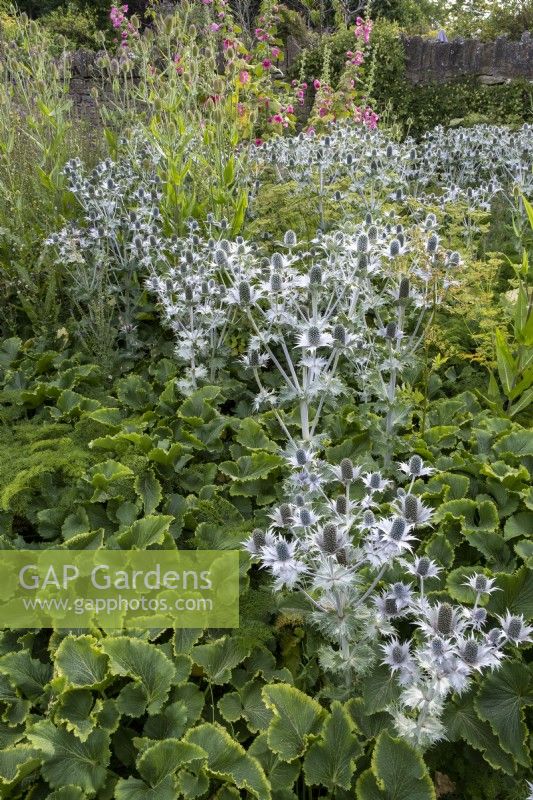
[0,422,93,515]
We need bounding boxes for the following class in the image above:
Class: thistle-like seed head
[252,528,266,549]
[215,248,228,267]
[184,285,193,302]
[271,273,282,292]
[507,616,522,640]
[384,597,398,615]
[357,233,369,253]
[437,603,453,635]
[369,472,381,489]
[333,324,346,346]
[284,230,297,248]
[295,448,308,466]
[294,494,305,507]
[449,251,460,266]
[185,249,194,265]
[390,517,407,541]
[399,276,410,301]
[363,510,375,526]
[391,644,404,663]
[308,326,321,347]
[309,264,322,286]
[238,281,251,306]
[462,640,478,665]
[248,350,260,367]
[385,321,397,339]
[300,508,312,526]
[276,541,291,561]
[427,233,439,253]
[409,455,423,476]
[386,143,394,158]
[474,575,488,593]
[322,523,338,553]
[368,225,378,243]
[335,495,347,515]
[416,556,431,577]
[271,252,284,270]
[340,458,354,482]
[280,503,292,526]
[403,494,419,522]
[389,239,400,257]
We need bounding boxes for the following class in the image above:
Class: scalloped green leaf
[185,722,270,800]
[134,471,162,516]
[55,636,109,689]
[117,515,174,549]
[262,684,326,762]
[356,732,435,800]
[475,661,533,767]
[303,701,362,791]
[219,453,283,482]
[193,637,252,685]
[28,721,110,794]
[442,691,515,774]
[99,637,174,714]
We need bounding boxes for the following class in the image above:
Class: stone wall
[64,31,533,116]
[403,32,533,85]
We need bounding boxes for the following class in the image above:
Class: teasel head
[398,276,410,304]
[415,556,431,577]
[436,602,454,636]
[368,224,378,244]
[335,495,348,515]
[215,248,228,267]
[427,233,439,254]
[357,254,368,272]
[385,321,398,339]
[252,528,266,550]
[279,503,293,526]
[248,349,261,368]
[270,272,282,293]
[309,264,322,287]
[403,494,419,523]
[389,517,407,541]
[389,239,400,258]
[238,281,251,306]
[307,325,321,347]
[333,324,346,347]
[299,507,312,527]
[357,233,369,254]
[322,523,339,554]
[283,230,297,248]
[340,458,354,483]
[362,509,375,527]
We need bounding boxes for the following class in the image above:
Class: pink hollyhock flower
[319,107,327,117]
[239,70,250,84]
[271,46,281,58]
[351,51,364,66]
[210,22,220,31]
[202,0,213,4]
[223,39,234,50]
[313,79,321,89]
[237,102,246,116]
[254,138,264,146]
[270,113,284,124]
[262,59,272,68]
[285,104,294,114]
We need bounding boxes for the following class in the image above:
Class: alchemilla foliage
[0,1,532,799]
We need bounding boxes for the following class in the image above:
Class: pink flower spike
[313,79,320,89]
[239,70,250,84]
[262,58,272,68]
[210,22,220,31]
